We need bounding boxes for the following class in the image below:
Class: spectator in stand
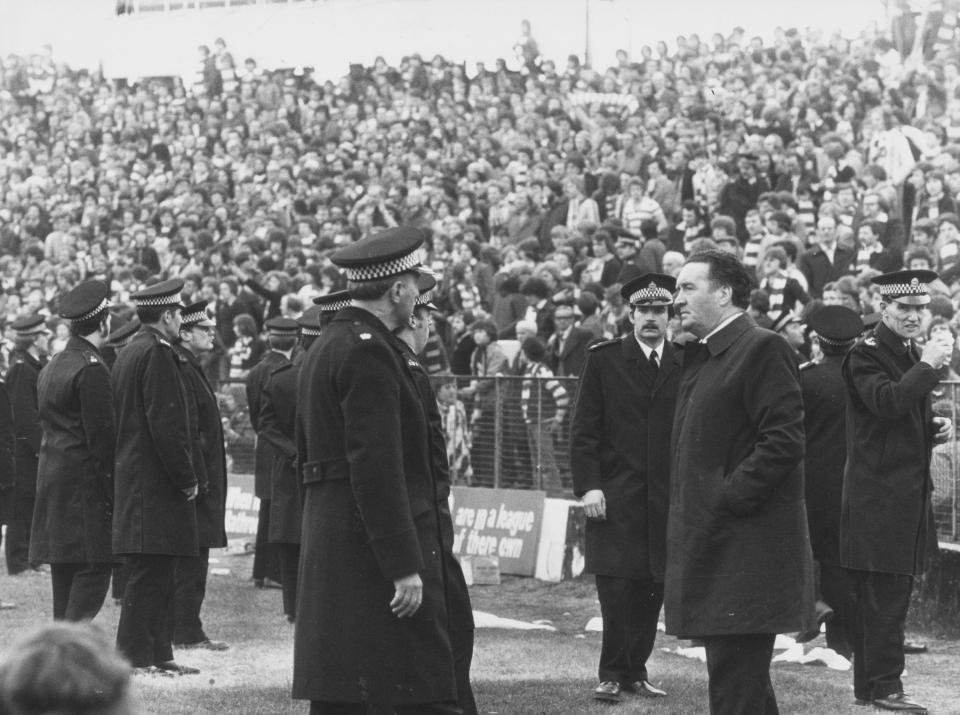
[759,246,810,319]
[799,215,856,299]
[546,304,593,377]
[460,319,507,486]
[518,337,569,494]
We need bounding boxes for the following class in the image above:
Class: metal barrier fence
[216,376,960,542]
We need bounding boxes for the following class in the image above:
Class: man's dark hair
[136,306,175,325]
[639,219,658,240]
[684,249,752,309]
[268,334,298,351]
[347,272,415,301]
[520,277,550,299]
[69,312,109,339]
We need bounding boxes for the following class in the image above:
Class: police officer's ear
[99,314,112,339]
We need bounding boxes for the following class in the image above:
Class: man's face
[858,225,879,246]
[553,309,575,335]
[393,273,419,324]
[861,195,881,217]
[182,325,215,352]
[939,222,960,243]
[631,304,669,345]
[782,321,806,349]
[882,300,926,341]
[472,328,490,346]
[816,218,837,247]
[674,261,725,337]
[615,240,637,259]
[410,307,432,353]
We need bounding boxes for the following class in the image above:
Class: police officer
[800,305,864,659]
[0,375,16,608]
[29,281,115,621]
[246,316,298,590]
[257,294,349,623]
[102,318,140,371]
[842,270,952,712]
[5,315,50,575]
[570,273,678,703]
[172,301,229,651]
[292,227,458,713]
[395,271,477,715]
[112,278,199,676]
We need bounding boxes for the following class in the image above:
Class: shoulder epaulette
[80,350,100,365]
[862,336,878,348]
[588,337,621,352]
[799,360,816,371]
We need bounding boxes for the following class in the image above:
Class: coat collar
[65,335,103,357]
[335,305,409,355]
[705,312,755,357]
[874,320,910,356]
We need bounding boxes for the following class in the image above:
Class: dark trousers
[116,554,176,668]
[309,702,462,714]
[595,575,663,684]
[111,561,127,600]
[847,568,913,701]
[50,562,111,621]
[819,561,856,659]
[452,627,477,715]
[5,494,35,575]
[252,500,282,583]
[704,633,778,715]
[173,548,210,645]
[278,543,300,618]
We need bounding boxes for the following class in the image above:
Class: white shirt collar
[701,311,745,343]
[638,339,665,360]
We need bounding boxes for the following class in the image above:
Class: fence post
[493,376,502,489]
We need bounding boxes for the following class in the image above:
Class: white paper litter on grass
[662,645,707,662]
[472,611,557,631]
[798,647,851,671]
[585,617,603,632]
[774,634,798,650]
[210,568,231,576]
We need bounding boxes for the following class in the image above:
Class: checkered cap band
[301,326,323,336]
[817,334,855,348]
[878,277,928,298]
[181,307,214,326]
[630,282,673,304]
[72,298,112,323]
[318,296,352,313]
[343,249,423,282]
[416,288,436,307]
[133,293,182,308]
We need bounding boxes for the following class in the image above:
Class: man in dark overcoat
[800,306,864,659]
[570,273,678,704]
[112,278,199,675]
[293,228,458,713]
[245,316,297,589]
[257,299,344,622]
[172,301,229,651]
[395,272,477,715]
[667,250,815,715]
[5,315,49,575]
[840,269,953,712]
[0,378,14,608]
[29,281,115,621]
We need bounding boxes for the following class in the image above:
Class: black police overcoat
[570,334,678,582]
[30,337,115,564]
[258,358,302,545]
[111,327,198,557]
[292,306,455,705]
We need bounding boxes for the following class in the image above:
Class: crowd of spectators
[5,16,960,455]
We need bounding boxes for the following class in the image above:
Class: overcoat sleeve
[340,338,423,581]
[258,379,297,459]
[143,345,197,491]
[76,363,115,484]
[723,334,805,517]
[8,362,41,454]
[0,383,14,492]
[569,350,604,497]
[844,347,939,419]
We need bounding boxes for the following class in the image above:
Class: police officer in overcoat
[246,316,297,589]
[395,272,477,715]
[112,278,199,675]
[257,298,345,622]
[570,273,678,704]
[29,281,115,621]
[5,315,49,575]
[172,300,229,651]
[293,228,458,713]
[841,270,953,712]
[0,372,17,608]
[799,305,863,659]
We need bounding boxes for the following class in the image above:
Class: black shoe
[623,679,667,697]
[903,640,928,654]
[593,681,622,702]
[156,661,200,675]
[871,693,928,712]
